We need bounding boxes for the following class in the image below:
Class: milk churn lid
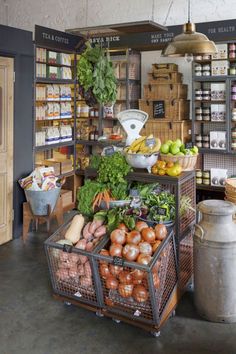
[197,199,236,216]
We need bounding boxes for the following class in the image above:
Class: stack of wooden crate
[139,63,192,143]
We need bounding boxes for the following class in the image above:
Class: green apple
[170,143,180,155]
[165,140,173,146]
[176,152,185,156]
[175,138,182,148]
[180,143,185,153]
[160,143,170,154]
[184,148,191,155]
[191,146,199,154]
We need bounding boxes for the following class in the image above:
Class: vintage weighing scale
[117,109,148,146]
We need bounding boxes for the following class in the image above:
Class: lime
[160,143,169,154]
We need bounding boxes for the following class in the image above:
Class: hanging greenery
[77,42,117,106]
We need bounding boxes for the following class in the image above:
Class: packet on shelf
[19,166,59,191]
[48,51,58,64]
[53,85,60,100]
[53,103,60,119]
[59,53,71,66]
[46,103,54,119]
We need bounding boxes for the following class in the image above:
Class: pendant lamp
[162,0,217,57]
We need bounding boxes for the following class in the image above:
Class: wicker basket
[160,153,198,171]
[225,178,236,194]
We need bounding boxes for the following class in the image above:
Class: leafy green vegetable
[89,155,102,169]
[110,182,129,200]
[98,152,132,185]
[77,179,105,216]
[77,42,117,105]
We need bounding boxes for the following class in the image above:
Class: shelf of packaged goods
[76,139,125,147]
[36,100,72,103]
[34,140,74,151]
[36,78,76,84]
[194,100,226,104]
[76,116,118,121]
[194,120,226,123]
[36,61,72,68]
[36,117,74,122]
[193,76,227,81]
[196,184,225,192]
[199,148,230,154]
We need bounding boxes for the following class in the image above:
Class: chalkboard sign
[153,101,165,119]
[113,256,124,266]
[185,142,193,149]
[157,207,167,216]
[104,146,115,156]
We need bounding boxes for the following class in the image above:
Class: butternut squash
[65,214,85,244]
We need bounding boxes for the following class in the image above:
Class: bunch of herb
[97,152,132,185]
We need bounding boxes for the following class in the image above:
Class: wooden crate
[48,158,73,174]
[139,99,189,120]
[60,189,73,208]
[152,63,178,74]
[148,72,182,84]
[143,84,188,100]
[141,120,192,143]
[43,159,61,176]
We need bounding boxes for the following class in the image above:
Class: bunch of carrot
[92,189,114,210]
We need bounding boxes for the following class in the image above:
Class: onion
[153,272,160,289]
[152,259,161,273]
[133,279,143,285]
[109,243,123,257]
[109,264,123,276]
[135,220,148,232]
[118,283,133,298]
[126,230,141,245]
[99,249,110,264]
[122,243,139,261]
[117,223,129,232]
[155,224,167,241]
[152,241,161,253]
[131,269,145,280]
[100,264,110,279]
[110,229,126,245]
[105,275,119,290]
[141,227,156,243]
[137,254,152,266]
[139,242,153,256]
[133,285,149,303]
[118,270,133,284]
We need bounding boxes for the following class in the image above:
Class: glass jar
[196,177,203,185]
[195,89,202,100]
[229,51,236,59]
[202,135,210,142]
[196,141,202,148]
[230,64,236,75]
[229,43,236,51]
[195,134,202,142]
[196,114,203,121]
[203,142,210,148]
[196,169,202,178]
[203,178,210,185]
[203,114,211,121]
[196,107,202,114]
[203,170,210,179]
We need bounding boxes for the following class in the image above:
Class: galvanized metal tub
[25,187,61,216]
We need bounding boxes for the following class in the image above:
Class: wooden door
[0,57,14,245]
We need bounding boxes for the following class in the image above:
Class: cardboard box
[211,44,228,59]
[211,104,226,121]
[211,168,227,187]
[44,159,61,176]
[211,60,229,76]
[210,131,226,149]
[211,83,226,100]
[61,189,73,207]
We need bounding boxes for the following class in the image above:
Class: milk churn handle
[195,224,204,241]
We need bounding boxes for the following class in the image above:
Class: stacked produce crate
[139,63,192,143]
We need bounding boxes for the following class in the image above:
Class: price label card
[145,138,156,147]
[104,146,115,156]
[134,310,141,317]
[185,142,193,149]
[63,244,72,253]
[113,256,124,267]
[130,189,139,197]
[157,207,167,216]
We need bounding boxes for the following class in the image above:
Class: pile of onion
[99,221,168,303]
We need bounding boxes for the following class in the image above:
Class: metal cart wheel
[150,331,161,337]
[112,318,121,324]
[64,301,72,306]
[96,311,104,318]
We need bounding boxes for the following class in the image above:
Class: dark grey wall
[0,25,34,238]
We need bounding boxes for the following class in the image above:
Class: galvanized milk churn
[194,199,236,323]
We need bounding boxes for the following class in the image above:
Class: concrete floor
[1,217,236,354]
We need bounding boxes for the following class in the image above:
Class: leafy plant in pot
[77,42,117,108]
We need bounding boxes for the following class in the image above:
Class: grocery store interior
[1,1,236,353]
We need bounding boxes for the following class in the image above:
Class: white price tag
[74,291,82,298]
[134,310,141,317]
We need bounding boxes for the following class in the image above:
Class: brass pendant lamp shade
[162,2,217,57]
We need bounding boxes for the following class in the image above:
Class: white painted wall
[1,0,236,33]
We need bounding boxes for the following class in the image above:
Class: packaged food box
[211,104,226,121]
[44,159,61,176]
[210,131,226,149]
[47,66,60,79]
[48,51,58,64]
[211,168,227,187]
[211,61,229,76]
[211,44,228,60]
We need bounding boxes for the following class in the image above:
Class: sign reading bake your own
[153,101,165,119]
